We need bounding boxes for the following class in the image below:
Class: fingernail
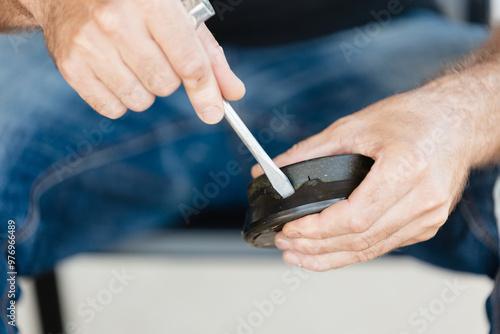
[275,237,291,250]
[284,252,301,267]
[286,231,302,239]
[201,105,223,124]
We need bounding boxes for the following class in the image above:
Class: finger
[251,116,359,178]
[81,22,155,112]
[276,188,449,255]
[281,153,422,240]
[281,245,385,272]
[91,1,181,98]
[81,72,128,119]
[281,212,437,272]
[399,220,443,247]
[58,56,127,119]
[278,187,421,252]
[197,24,245,101]
[399,230,439,247]
[147,0,224,124]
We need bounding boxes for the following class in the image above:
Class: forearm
[0,0,38,32]
[426,27,500,168]
[443,27,500,74]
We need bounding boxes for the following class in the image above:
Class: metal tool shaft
[223,101,295,198]
[179,1,294,197]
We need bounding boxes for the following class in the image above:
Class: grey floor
[17,230,493,334]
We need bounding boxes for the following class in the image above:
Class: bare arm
[1,0,245,121]
[436,27,500,167]
[0,0,38,32]
[253,26,500,271]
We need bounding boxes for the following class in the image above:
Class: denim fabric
[0,9,497,333]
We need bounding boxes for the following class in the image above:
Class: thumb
[197,24,246,101]
[251,123,353,178]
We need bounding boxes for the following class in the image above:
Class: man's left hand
[252,80,477,271]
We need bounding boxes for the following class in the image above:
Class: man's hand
[20,0,245,121]
[252,72,500,271]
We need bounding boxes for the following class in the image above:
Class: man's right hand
[21,0,245,122]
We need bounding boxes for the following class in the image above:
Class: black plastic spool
[243,154,374,247]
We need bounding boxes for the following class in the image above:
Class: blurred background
[13,1,500,333]
[17,232,494,333]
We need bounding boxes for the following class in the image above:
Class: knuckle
[82,95,103,111]
[351,235,372,252]
[315,214,333,239]
[215,44,225,56]
[131,94,155,112]
[92,4,121,31]
[436,208,449,226]
[121,86,155,112]
[422,189,448,211]
[281,222,299,237]
[284,215,314,237]
[140,64,180,95]
[177,53,209,82]
[91,49,108,63]
[147,72,181,96]
[319,231,331,239]
[415,230,438,243]
[209,45,225,65]
[316,225,332,239]
[355,248,378,263]
[72,29,92,51]
[304,257,328,272]
[406,147,428,172]
[424,210,448,231]
[70,26,107,61]
[434,189,449,208]
[105,107,127,119]
[99,102,127,119]
[156,79,181,97]
[348,215,371,234]
[296,241,319,255]
[136,56,158,70]
[58,58,81,83]
[205,35,221,52]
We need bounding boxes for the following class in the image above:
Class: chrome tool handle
[182,0,215,28]
[180,1,295,198]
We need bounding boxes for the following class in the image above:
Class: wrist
[419,65,500,169]
[17,0,48,28]
[0,0,39,30]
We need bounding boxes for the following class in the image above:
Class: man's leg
[0,31,250,333]
[0,8,495,334]
[395,166,500,332]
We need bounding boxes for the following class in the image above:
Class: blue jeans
[0,10,498,333]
